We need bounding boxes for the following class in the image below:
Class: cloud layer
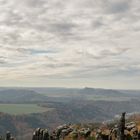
[0,0,140,89]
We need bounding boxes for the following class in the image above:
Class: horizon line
[0,86,140,91]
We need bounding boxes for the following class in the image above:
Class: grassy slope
[0,104,52,115]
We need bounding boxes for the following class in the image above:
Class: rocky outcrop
[0,131,15,140]
[30,113,140,140]
[1,113,140,140]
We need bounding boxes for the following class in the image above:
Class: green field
[0,104,51,115]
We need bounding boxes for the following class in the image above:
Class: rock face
[118,112,126,140]
[108,113,140,140]
[30,113,140,140]
[31,124,92,140]
[0,131,15,140]
[31,128,49,140]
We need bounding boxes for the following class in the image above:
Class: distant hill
[0,89,48,103]
[80,87,126,96]
[29,87,140,99]
[0,87,140,103]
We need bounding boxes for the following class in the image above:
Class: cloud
[79,47,130,60]
[49,22,76,34]
[0,0,139,88]
[0,59,7,64]
[105,0,131,14]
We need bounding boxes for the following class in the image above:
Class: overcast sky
[0,0,140,89]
